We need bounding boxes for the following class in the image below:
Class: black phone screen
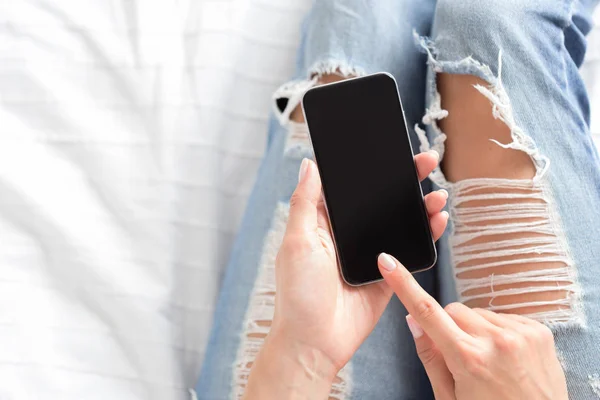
[302,73,436,285]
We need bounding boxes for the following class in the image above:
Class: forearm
[243,331,337,400]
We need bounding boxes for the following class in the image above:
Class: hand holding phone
[243,154,448,399]
[302,73,437,285]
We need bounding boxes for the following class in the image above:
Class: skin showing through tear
[438,73,571,318]
[291,74,348,123]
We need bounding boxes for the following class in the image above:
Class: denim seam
[272,60,366,127]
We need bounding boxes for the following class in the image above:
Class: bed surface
[0,1,597,398]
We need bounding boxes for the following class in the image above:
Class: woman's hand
[377,253,569,400]
[271,153,448,369]
[244,152,448,399]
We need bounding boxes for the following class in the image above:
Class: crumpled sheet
[0,0,309,398]
[0,0,597,399]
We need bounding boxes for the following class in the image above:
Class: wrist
[267,328,339,384]
[244,328,338,399]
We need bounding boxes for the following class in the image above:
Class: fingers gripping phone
[301,73,436,286]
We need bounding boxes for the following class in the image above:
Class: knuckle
[414,298,439,321]
[289,191,307,210]
[444,302,465,317]
[494,331,525,353]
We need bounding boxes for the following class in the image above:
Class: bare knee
[438,73,580,325]
[290,74,350,123]
[438,73,535,181]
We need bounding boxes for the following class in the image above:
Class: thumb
[406,315,456,400]
[286,158,322,234]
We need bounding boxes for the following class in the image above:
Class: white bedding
[0,1,597,399]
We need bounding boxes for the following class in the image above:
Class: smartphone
[301,73,436,286]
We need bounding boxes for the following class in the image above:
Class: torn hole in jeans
[450,179,581,323]
[413,32,584,328]
[272,60,365,155]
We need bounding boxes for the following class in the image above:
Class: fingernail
[429,150,440,162]
[298,158,309,183]
[378,253,397,271]
[406,315,424,339]
[441,210,449,220]
[439,189,448,199]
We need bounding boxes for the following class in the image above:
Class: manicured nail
[441,210,449,220]
[406,315,424,339]
[298,158,309,183]
[429,150,440,162]
[439,189,448,199]
[378,253,397,271]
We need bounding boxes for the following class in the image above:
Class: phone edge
[382,72,438,274]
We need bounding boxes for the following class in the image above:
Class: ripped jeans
[196,0,600,398]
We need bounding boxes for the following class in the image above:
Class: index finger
[378,253,469,354]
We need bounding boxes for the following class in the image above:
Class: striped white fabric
[582,9,600,145]
[0,0,310,399]
[0,0,596,399]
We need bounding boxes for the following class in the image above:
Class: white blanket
[0,1,597,399]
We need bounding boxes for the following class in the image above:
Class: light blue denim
[197,0,600,398]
